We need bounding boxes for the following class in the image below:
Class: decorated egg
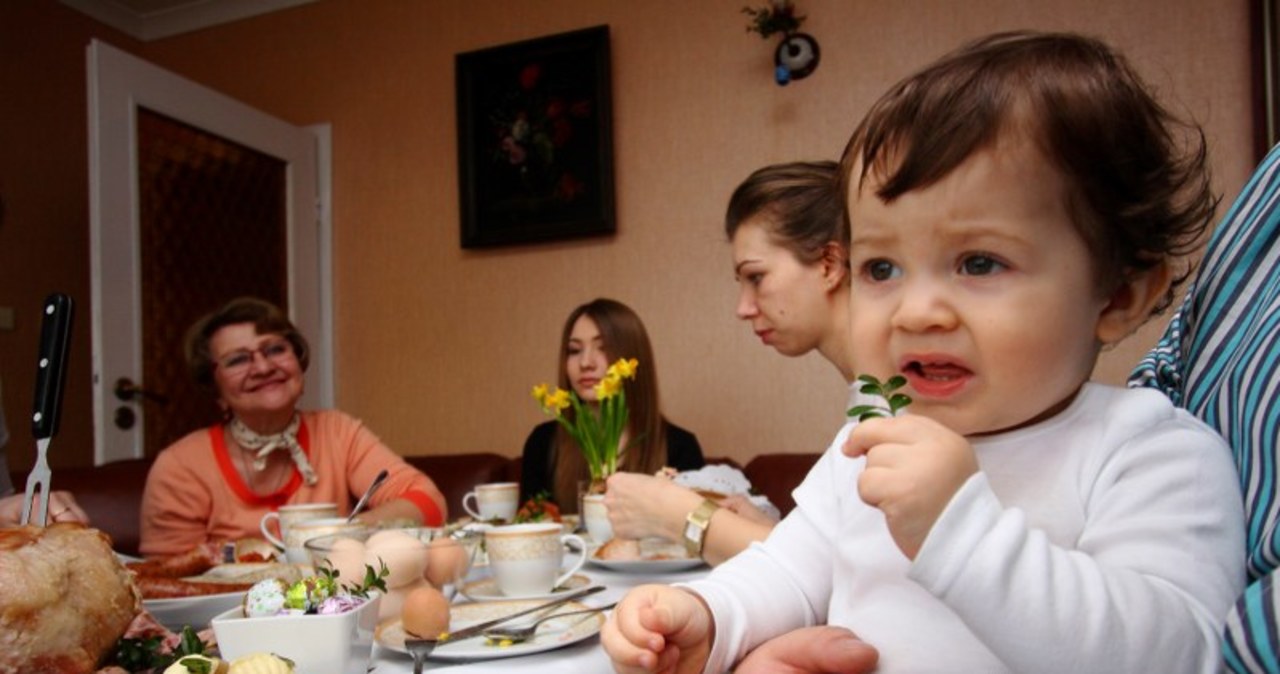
[364,529,427,588]
[401,585,451,639]
[243,578,289,618]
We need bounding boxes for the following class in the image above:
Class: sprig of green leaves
[847,374,913,421]
[113,625,206,672]
[316,559,390,598]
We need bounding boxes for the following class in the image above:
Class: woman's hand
[736,626,879,674]
[843,414,978,559]
[601,584,715,674]
[604,472,701,541]
[0,490,89,526]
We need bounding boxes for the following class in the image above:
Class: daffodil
[532,358,640,489]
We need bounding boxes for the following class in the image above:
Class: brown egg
[324,537,368,584]
[364,529,427,589]
[401,585,451,639]
[425,538,470,587]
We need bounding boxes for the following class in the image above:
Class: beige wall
[0,0,1257,473]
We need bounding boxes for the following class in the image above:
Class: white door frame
[86,39,333,464]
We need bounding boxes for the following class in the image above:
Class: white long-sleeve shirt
[689,384,1245,673]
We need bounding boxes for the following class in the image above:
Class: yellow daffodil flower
[532,358,639,483]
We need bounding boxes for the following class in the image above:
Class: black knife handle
[32,293,73,440]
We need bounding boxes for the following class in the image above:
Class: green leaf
[858,410,885,422]
[846,405,878,417]
[888,393,913,413]
[883,375,907,392]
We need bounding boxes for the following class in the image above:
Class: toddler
[602,30,1244,673]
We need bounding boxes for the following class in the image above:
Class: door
[87,39,333,464]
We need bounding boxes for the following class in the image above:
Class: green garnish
[846,374,913,421]
[315,558,389,598]
[112,625,207,671]
[176,655,212,674]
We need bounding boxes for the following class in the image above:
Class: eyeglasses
[215,339,294,375]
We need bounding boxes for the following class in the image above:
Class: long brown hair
[551,298,667,511]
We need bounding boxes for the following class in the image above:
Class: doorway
[87,39,332,463]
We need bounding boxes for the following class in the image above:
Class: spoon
[347,469,389,523]
[482,601,617,644]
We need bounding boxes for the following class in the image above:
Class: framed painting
[456,25,615,248]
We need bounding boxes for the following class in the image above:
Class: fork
[404,585,605,673]
[481,601,616,643]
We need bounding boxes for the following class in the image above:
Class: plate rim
[459,573,592,601]
[585,556,705,572]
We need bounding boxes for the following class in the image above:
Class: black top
[519,420,705,506]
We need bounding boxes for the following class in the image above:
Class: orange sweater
[140,409,445,557]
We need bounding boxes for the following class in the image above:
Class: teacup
[281,517,366,565]
[461,482,519,522]
[261,502,339,551]
[581,494,612,543]
[484,522,587,597]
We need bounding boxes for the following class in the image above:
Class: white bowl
[211,593,381,674]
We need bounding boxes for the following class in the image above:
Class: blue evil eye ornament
[774,33,820,86]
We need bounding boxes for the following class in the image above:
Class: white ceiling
[60,0,316,41]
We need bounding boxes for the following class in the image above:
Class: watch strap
[683,498,720,557]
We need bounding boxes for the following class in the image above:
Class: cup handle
[557,533,588,587]
[462,491,482,520]
[260,512,285,550]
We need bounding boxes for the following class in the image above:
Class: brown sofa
[10,452,819,558]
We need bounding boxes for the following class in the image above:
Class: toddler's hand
[601,584,714,674]
[843,415,977,559]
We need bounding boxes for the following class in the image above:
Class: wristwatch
[683,498,720,557]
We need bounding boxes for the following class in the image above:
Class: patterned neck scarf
[227,413,318,486]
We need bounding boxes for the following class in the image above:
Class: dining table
[369,563,709,673]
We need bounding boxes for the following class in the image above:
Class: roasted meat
[0,523,140,674]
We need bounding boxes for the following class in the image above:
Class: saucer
[460,573,592,601]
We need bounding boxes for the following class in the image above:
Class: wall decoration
[456,25,615,248]
[742,1,820,86]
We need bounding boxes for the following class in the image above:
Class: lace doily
[672,464,781,521]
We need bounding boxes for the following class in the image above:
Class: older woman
[139,297,446,558]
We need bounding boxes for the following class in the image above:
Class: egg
[364,529,427,588]
[401,585,451,639]
[323,537,368,585]
[242,578,289,618]
[425,537,470,587]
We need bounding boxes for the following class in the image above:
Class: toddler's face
[847,134,1108,435]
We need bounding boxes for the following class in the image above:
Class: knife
[21,293,74,526]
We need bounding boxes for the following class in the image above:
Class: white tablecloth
[370,565,708,673]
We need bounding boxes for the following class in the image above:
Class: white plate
[460,573,592,601]
[586,557,705,573]
[140,562,305,631]
[376,599,604,661]
[144,591,246,631]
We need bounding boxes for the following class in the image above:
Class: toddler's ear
[1095,262,1173,345]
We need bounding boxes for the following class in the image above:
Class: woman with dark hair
[519,298,705,511]
[604,161,853,567]
[140,297,447,557]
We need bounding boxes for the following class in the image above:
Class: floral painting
[456,26,615,248]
